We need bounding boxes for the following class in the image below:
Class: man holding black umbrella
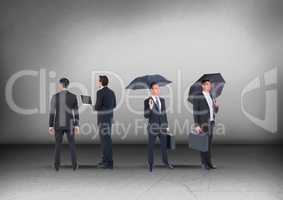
[192,79,219,170]
[144,82,174,172]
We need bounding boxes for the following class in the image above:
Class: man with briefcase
[191,79,219,170]
[144,82,174,172]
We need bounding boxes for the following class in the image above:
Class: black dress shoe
[164,163,174,169]
[106,165,114,169]
[97,161,106,167]
[97,164,113,169]
[201,164,210,170]
[72,164,78,171]
[208,163,216,169]
[54,165,60,171]
[149,164,153,172]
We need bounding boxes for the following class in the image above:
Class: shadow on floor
[44,164,202,170]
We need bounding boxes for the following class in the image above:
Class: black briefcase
[188,132,209,152]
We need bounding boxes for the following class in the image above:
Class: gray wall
[0,0,282,144]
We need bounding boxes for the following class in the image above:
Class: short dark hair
[201,79,210,84]
[150,81,158,89]
[59,78,70,88]
[99,75,109,86]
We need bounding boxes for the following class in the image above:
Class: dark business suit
[94,87,116,166]
[144,97,169,167]
[192,92,219,165]
[49,90,79,168]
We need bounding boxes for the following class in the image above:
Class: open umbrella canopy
[188,73,225,103]
[126,74,172,90]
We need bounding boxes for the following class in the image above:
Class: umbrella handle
[149,98,154,110]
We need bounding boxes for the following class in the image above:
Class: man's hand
[149,98,154,110]
[213,99,219,107]
[195,126,202,134]
[48,127,55,135]
[74,127,80,135]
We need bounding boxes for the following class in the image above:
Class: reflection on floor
[0,145,282,200]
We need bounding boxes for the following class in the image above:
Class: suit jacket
[94,87,116,124]
[192,92,219,132]
[49,90,79,130]
[144,97,168,134]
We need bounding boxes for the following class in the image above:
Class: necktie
[155,97,160,112]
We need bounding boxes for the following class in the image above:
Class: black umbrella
[188,73,225,103]
[126,74,172,89]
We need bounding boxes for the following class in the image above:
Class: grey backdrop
[0,0,282,144]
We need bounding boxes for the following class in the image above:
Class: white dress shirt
[202,91,214,121]
[151,95,161,111]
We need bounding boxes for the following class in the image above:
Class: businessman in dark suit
[192,79,219,170]
[144,82,173,172]
[49,78,80,171]
[94,75,116,169]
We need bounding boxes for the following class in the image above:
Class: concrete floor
[0,145,282,200]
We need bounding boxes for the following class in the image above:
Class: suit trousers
[98,122,113,165]
[200,121,215,165]
[54,129,77,167]
[148,130,169,166]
